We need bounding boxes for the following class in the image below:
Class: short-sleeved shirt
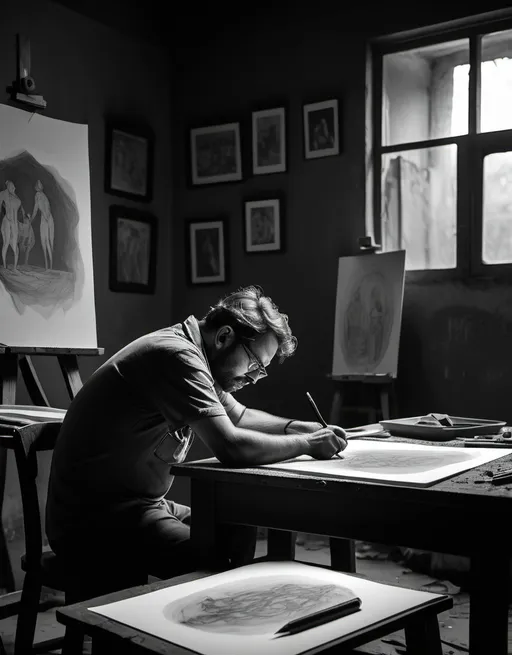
[46,315,241,544]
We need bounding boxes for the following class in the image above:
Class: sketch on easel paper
[332,250,405,377]
[0,103,97,348]
[164,576,356,635]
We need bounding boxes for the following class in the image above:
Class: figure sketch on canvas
[0,151,81,315]
[32,180,55,270]
[163,576,357,636]
[0,180,22,271]
[341,271,393,371]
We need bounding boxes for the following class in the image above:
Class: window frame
[370,10,512,282]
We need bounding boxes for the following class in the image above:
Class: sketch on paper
[0,104,97,347]
[164,576,356,635]
[332,251,405,377]
[91,560,443,655]
[263,440,512,487]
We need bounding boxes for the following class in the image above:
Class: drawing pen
[274,597,362,636]
[491,474,512,486]
[463,441,512,448]
[306,392,343,459]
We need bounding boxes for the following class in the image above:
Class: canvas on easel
[332,251,405,378]
[0,103,97,348]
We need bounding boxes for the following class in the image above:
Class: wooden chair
[0,420,80,655]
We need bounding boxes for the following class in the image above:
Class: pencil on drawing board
[306,391,343,459]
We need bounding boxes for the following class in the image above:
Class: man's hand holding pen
[285,420,347,459]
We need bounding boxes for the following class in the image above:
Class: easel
[0,345,104,593]
[328,238,399,427]
[328,373,396,426]
[0,345,103,406]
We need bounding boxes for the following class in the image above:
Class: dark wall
[170,4,512,484]
[1,0,173,589]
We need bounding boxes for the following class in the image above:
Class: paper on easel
[332,251,405,377]
[0,104,97,348]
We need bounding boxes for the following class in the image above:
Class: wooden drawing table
[172,432,512,655]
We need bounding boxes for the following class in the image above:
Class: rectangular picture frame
[109,205,157,294]
[244,197,283,253]
[105,122,154,201]
[190,122,242,185]
[303,98,340,159]
[187,218,228,284]
[252,107,286,175]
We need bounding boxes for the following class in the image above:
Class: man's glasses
[241,343,267,383]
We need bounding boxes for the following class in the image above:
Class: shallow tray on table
[379,415,506,441]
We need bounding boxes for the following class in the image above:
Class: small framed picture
[252,107,286,175]
[303,99,340,159]
[105,122,153,200]
[109,205,157,294]
[190,123,242,185]
[244,198,282,253]
[187,219,228,284]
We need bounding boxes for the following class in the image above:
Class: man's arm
[236,407,322,435]
[189,414,346,467]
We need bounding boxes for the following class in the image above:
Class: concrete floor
[1,537,511,654]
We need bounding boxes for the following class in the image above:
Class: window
[371,15,512,275]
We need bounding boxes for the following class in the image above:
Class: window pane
[381,144,457,270]
[482,151,512,264]
[383,39,469,146]
[480,30,512,133]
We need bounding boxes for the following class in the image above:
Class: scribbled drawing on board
[341,271,394,371]
[0,151,80,316]
[163,576,357,636]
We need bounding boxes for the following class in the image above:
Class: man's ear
[215,326,235,350]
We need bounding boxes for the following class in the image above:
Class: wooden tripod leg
[19,355,49,406]
[0,353,18,405]
[58,354,83,400]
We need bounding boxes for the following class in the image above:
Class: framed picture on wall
[109,205,157,293]
[105,122,154,201]
[190,122,242,185]
[252,107,286,175]
[244,198,283,253]
[303,98,340,159]
[187,219,228,284]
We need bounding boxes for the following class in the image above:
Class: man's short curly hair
[202,285,297,360]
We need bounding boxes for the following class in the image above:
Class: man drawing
[0,180,23,272]
[31,180,54,271]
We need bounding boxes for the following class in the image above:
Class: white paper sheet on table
[262,440,512,487]
[90,561,443,655]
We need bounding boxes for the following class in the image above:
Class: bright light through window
[451,58,512,134]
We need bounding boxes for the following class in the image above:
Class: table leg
[190,480,219,568]
[329,537,356,572]
[404,613,443,655]
[469,551,510,655]
[267,529,296,560]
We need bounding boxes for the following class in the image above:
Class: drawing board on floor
[262,440,512,487]
[0,103,97,347]
[332,250,405,377]
[90,561,443,655]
